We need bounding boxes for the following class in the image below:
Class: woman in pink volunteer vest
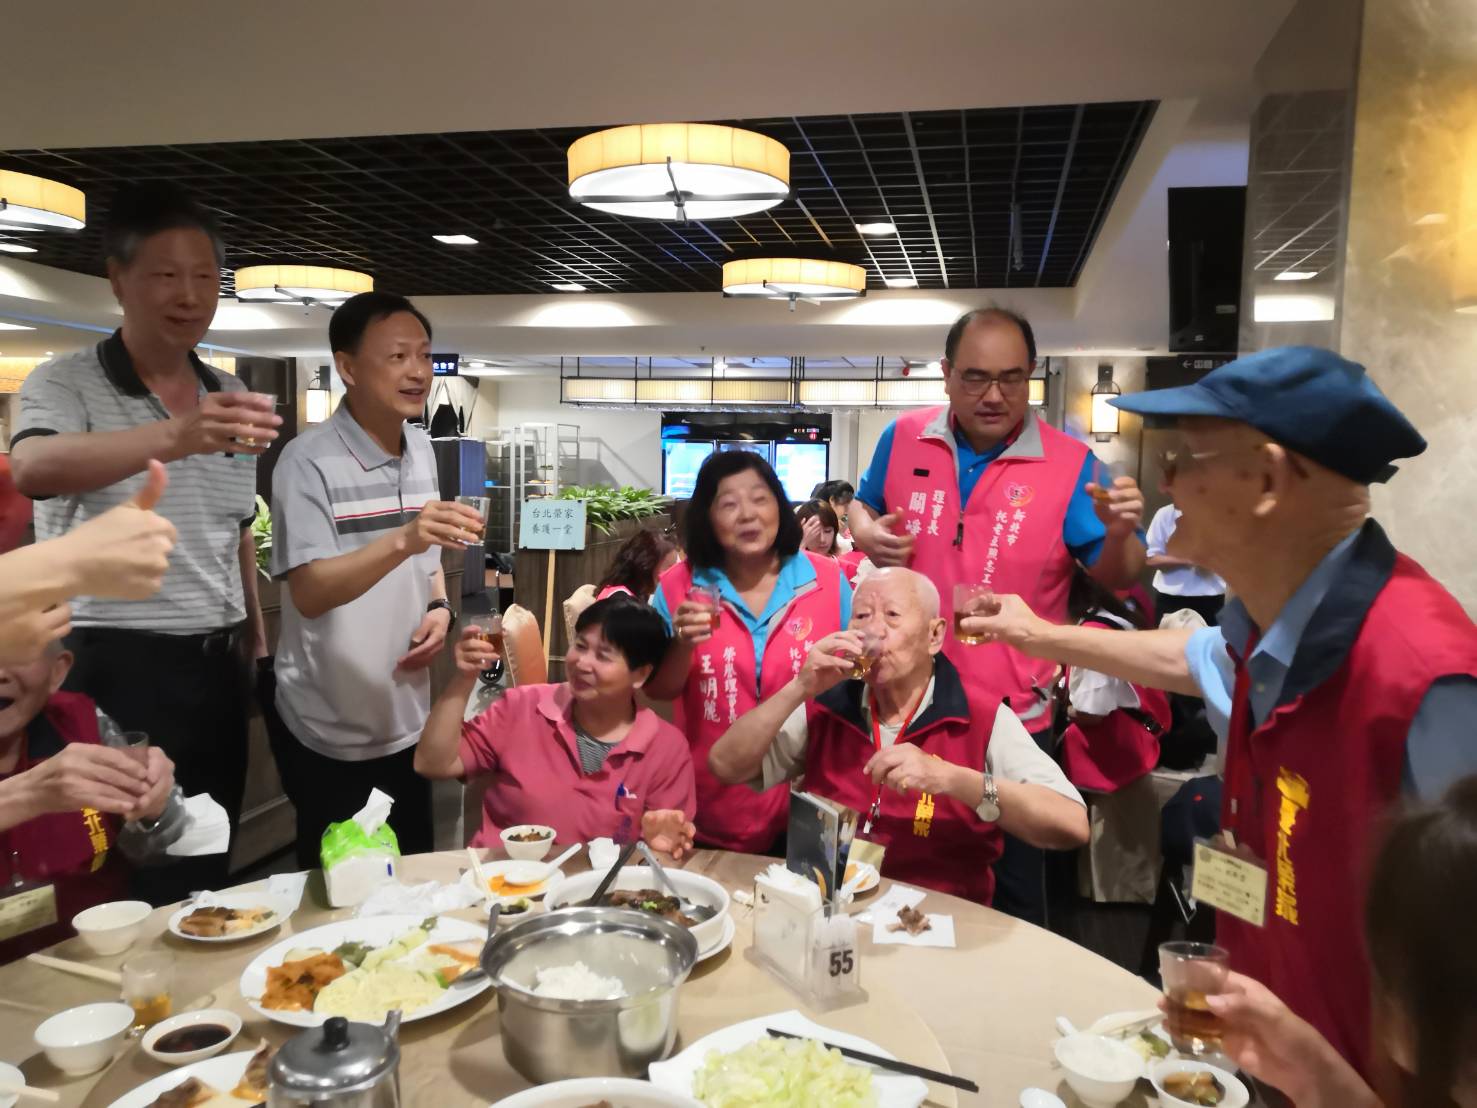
[415,595,697,855]
[647,452,851,853]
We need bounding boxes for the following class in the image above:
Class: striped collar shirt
[269,401,443,759]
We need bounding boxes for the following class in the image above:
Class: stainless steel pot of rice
[479,906,699,1083]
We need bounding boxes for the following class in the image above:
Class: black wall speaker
[1167,186,1246,354]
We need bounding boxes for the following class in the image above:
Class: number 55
[828,949,855,977]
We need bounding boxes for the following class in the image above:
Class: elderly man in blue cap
[964,346,1477,1084]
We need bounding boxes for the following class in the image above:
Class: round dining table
[0,849,1169,1108]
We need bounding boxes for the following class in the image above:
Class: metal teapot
[267,1011,402,1108]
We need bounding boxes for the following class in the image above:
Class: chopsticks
[25,953,122,987]
[766,1028,979,1094]
[0,1081,61,1103]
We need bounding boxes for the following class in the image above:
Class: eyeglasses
[952,368,1029,397]
[1160,444,1309,482]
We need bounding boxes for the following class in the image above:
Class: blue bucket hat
[1111,346,1426,484]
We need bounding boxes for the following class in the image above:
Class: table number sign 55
[808,911,864,1006]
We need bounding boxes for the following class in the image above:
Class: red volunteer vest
[1060,616,1170,792]
[1218,528,1477,1080]
[0,692,127,964]
[658,552,846,852]
[881,408,1088,728]
[802,655,1004,904]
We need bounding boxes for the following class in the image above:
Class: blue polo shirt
[1184,527,1477,799]
[651,552,853,676]
[856,418,1111,565]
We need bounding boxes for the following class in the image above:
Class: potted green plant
[251,495,272,576]
[555,485,671,534]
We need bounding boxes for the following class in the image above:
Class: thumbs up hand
[63,460,179,599]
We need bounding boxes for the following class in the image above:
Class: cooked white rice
[530,961,625,1001]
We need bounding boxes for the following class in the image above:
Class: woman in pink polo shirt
[595,528,680,602]
[415,595,697,855]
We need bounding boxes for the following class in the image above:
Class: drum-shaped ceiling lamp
[722,257,866,312]
[568,123,790,221]
[234,265,373,305]
[0,169,85,230]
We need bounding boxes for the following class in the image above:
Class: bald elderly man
[708,567,1087,905]
[964,346,1477,1080]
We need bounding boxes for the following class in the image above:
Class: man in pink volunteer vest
[707,567,1087,905]
[847,307,1144,920]
[963,346,1477,1084]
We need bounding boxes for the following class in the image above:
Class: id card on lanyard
[860,692,923,836]
[1191,632,1270,927]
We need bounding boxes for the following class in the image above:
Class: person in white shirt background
[1145,488,1225,625]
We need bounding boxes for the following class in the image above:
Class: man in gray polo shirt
[10,183,279,900]
[265,292,483,866]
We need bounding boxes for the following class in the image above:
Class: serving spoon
[635,841,718,923]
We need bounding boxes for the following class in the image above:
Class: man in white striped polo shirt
[11,183,280,901]
[265,292,483,866]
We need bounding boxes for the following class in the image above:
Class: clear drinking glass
[240,392,277,449]
[467,613,504,657]
[122,951,174,1032]
[688,585,722,631]
[952,583,994,645]
[849,630,883,680]
[1158,941,1230,1055]
[118,731,150,769]
[455,495,491,542]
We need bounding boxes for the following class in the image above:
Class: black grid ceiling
[0,102,1154,296]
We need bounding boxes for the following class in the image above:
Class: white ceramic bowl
[0,1061,22,1108]
[545,864,731,953]
[500,825,557,861]
[1150,1058,1250,1108]
[71,899,152,956]
[141,1007,243,1067]
[492,1076,702,1107]
[1052,1033,1143,1108]
[34,1002,135,1075]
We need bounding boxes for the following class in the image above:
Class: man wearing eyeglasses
[961,345,1477,1082]
[848,307,1144,923]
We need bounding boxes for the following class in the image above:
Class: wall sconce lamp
[1090,364,1121,441]
[305,364,334,424]
[1028,376,1047,407]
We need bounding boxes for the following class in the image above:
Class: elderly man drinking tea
[707,567,1087,905]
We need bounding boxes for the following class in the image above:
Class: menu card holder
[748,875,866,1011]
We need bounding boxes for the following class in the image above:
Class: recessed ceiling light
[0,321,36,331]
[433,234,478,245]
[884,277,918,288]
[856,222,897,236]
[926,360,942,372]
[466,360,487,368]
[0,243,38,254]
[1274,270,1318,281]
[551,283,587,292]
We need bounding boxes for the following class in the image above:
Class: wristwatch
[975,771,1001,822]
[426,598,457,630]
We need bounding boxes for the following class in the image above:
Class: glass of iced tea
[688,585,722,631]
[849,631,883,680]
[456,495,490,540]
[468,613,503,654]
[1158,941,1230,1055]
[122,951,174,1032]
[952,583,994,645]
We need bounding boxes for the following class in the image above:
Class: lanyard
[862,689,925,835]
[1224,630,1261,849]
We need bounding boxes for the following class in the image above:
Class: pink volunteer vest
[882,408,1087,725]
[658,552,846,852]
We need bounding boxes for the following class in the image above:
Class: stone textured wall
[1342,0,1477,613]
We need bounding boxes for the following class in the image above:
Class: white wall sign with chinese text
[519,498,588,551]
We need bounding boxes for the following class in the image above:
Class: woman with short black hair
[645,451,851,853]
[415,595,696,854]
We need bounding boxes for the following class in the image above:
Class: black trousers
[991,723,1057,928]
[64,625,251,904]
[257,667,434,870]
[1152,591,1224,627]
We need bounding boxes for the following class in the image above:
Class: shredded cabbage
[692,1038,878,1107]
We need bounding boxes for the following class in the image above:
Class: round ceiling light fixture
[234,265,373,305]
[722,258,866,311]
[568,123,789,221]
[0,170,85,231]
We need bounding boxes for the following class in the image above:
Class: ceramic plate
[239,915,489,1028]
[492,1077,702,1107]
[106,1050,256,1108]
[695,914,737,963]
[648,1010,928,1108]
[844,861,881,894]
[459,859,566,904]
[167,892,294,944]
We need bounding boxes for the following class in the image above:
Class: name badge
[0,883,59,943]
[1190,836,1267,928]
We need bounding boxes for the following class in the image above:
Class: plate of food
[168,893,293,944]
[459,858,566,903]
[546,865,730,954]
[648,1009,928,1108]
[238,915,488,1028]
[106,1043,272,1108]
[844,860,880,895]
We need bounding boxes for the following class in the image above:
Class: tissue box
[320,809,402,908]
